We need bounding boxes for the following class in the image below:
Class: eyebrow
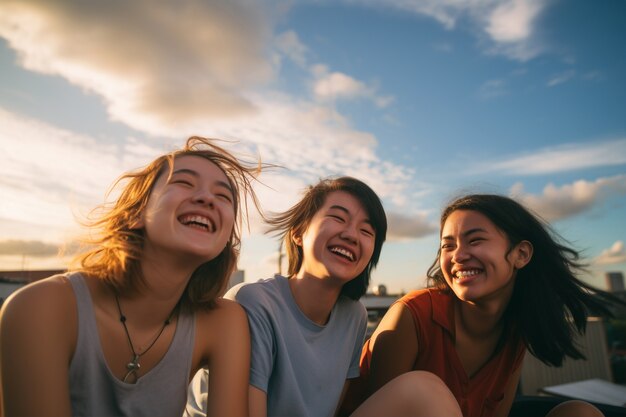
[328,205,373,226]
[441,227,487,240]
[171,168,234,193]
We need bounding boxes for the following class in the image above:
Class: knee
[393,371,451,396]
[387,371,461,415]
[546,400,605,417]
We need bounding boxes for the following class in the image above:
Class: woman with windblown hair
[1,137,262,417]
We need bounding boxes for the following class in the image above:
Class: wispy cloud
[510,174,626,221]
[476,138,626,175]
[274,30,309,68]
[347,0,549,61]
[547,70,576,87]
[594,241,626,265]
[478,79,508,99]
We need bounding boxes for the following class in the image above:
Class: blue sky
[0,0,625,293]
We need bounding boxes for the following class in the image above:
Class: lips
[329,245,356,262]
[178,214,216,232]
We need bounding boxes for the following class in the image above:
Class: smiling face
[293,191,376,285]
[439,209,532,305]
[138,155,236,267]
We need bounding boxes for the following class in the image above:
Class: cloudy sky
[1,0,625,293]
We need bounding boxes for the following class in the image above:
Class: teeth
[330,247,354,261]
[455,270,479,279]
[179,215,214,232]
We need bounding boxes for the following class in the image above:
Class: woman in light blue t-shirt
[188,176,460,417]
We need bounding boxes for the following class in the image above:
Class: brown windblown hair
[73,136,262,310]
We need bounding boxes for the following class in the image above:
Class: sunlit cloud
[387,212,438,241]
[0,0,274,128]
[311,65,394,108]
[476,138,626,175]
[510,174,626,221]
[594,241,626,265]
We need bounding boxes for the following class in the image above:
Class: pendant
[123,354,141,383]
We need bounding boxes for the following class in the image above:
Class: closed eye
[217,192,233,203]
[171,179,193,187]
[328,214,346,222]
[361,228,375,237]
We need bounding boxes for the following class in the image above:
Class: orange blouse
[346,289,526,417]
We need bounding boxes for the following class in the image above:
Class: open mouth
[178,214,215,232]
[329,246,355,262]
[454,269,481,280]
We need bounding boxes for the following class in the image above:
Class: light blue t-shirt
[185,275,367,417]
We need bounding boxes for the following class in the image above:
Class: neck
[288,273,342,325]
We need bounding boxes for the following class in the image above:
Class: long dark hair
[427,194,623,366]
[267,176,387,300]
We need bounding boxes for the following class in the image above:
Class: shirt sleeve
[226,284,275,393]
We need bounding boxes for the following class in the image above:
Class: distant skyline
[0,0,625,292]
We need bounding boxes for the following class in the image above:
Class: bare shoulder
[1,274,76,323]
[193,298,250,368]
[196,298,248,330]
[0,274,78,363]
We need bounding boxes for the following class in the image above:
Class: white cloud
[485,0,541,42]
[594,241,626,265]
[346,0,548,61]
[510,174,626,221]
[0,108,165,238]
[477,138,626,175]
[312,68,394,108]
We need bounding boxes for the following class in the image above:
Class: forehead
[320,190,367,215]
[166,155,229,182]
[441,209,498,235]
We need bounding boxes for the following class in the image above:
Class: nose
[340,222,358,244]
[452,245,470,264]
[192,189,215,208]
[451,243,470,263]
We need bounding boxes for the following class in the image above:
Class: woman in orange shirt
[346,194,624,417]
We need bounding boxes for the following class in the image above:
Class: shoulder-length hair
[427,193,623,366]
[267,176,387,300]
[73,136,262,310]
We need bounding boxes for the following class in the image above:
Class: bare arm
[206,301,250,417]
[367,302,418,395]
[0,278,75,417]
[248,385,267,417]
[493,361,523,417]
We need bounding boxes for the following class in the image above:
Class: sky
[0,0,625,293]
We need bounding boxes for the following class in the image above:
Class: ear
[513,240,533,269]
[291,231,302,247]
